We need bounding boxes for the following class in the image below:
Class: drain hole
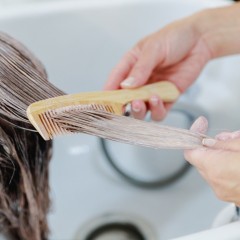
[86,222,145,240]
[74,213,156,240]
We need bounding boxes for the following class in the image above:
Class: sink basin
[1,0,240,239]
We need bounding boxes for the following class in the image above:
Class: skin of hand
[104,3,240,120]
[184,117,240,206]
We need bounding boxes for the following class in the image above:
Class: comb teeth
[53,103,115,114]
[39,103,116,139]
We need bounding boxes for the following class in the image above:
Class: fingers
[121,44,160,89]
[105,43,159,90]
[131,96,168,121]
[149,96,166,121]
[184,117,209,168]
[104,50,138,90]
[184,119,240,206]
[215,131,232,141]
[184,145,240,205]
[202,130,240,152]
[186,130,240,169]
[185,146,240,172]
[131,100,147,120]
[190,116,208,134]
[202,138,240,152]
[185,128,240,168]
[105,37,168,120]
[216,131,240,141]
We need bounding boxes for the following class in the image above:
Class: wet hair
[0,32,55,240]
[0,118,52,240]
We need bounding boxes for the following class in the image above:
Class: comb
[27,81,180,140]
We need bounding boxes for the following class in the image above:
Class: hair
[0,32,56,240]
[0,118,52,240]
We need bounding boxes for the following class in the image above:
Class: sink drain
[74,213,157,240]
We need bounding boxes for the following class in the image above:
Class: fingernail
[150,96,159,106]
[121,76,135,87]
[132,102,141,113]
[202,138,217,147]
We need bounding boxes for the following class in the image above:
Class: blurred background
[0,0,237,6]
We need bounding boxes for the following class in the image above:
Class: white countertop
[172,221,240,240]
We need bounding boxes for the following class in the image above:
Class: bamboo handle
[27,82,180,117]
[112,81,180,104]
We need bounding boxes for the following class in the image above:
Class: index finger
[202,138,240,152]
[104,49,138,90]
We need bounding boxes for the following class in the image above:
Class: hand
[184,117,240,206]
[104,13,212,120]
[104,3,240,121]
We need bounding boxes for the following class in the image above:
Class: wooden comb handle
[112,81,180,104]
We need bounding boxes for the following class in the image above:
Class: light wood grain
[27,81,180,140]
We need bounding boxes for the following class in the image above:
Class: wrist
[194,3,240,59]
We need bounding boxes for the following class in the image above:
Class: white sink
[1,0,240,239]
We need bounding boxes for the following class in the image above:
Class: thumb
[120,45,161,89]
[202,137,240,152]
[190,116,208,134]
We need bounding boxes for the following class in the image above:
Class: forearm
[195,3,240,59]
